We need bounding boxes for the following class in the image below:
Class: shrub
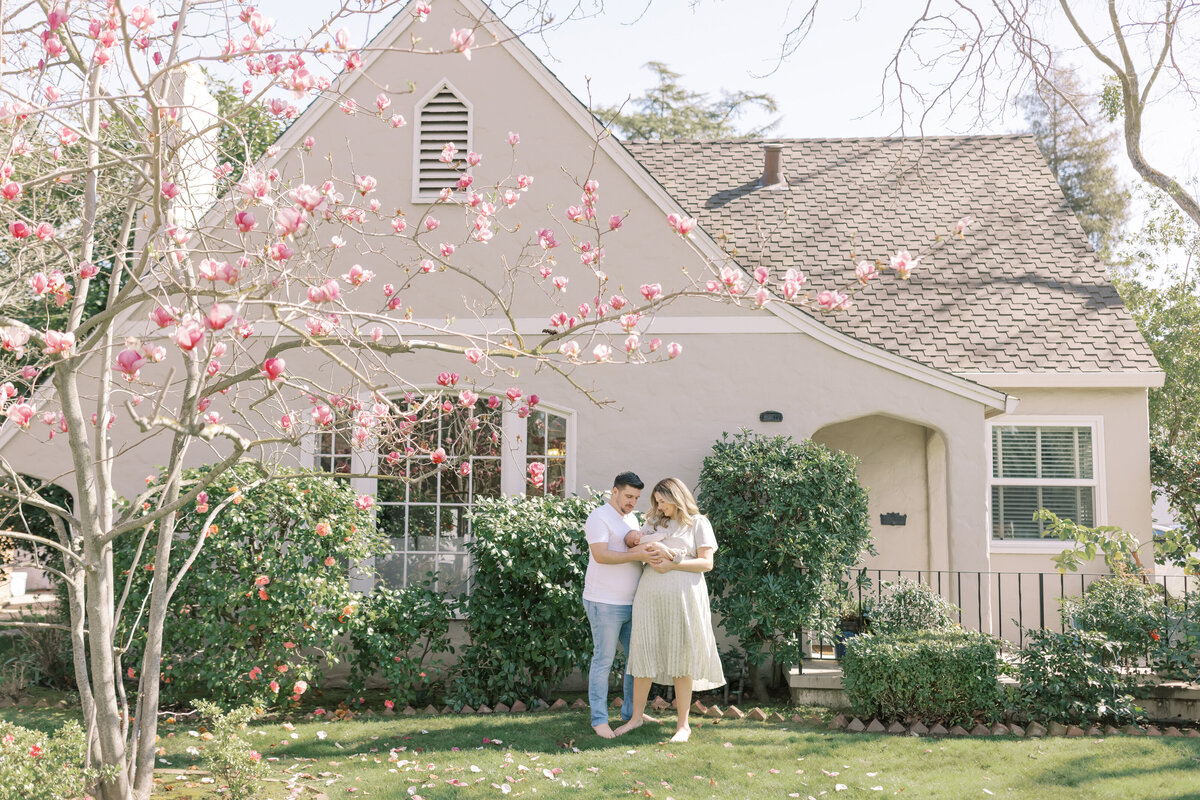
[193,702,268,800]
[699,430,873,696]
[446,493,599,708]
[866,578,958,636]
[1009,628,1140,725]
[346,581,457,707]
[842,630,1001,725]
[116,463,379,706]
[1149,591,1200,682]
[0,719,107,800]
[1061,575,1164,664]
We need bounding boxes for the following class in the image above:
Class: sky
[265,0,1199,260]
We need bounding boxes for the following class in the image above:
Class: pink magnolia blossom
[424,217,440,231]
[46,5,68,30]
[527,461,546,489]
[262,358,285,381]
[267,241,293,262]
[436,372,459,387]
[667,212,696,236]
[640,283,663,302]
[538,228,558,249]
[754,287,771,307]
[593,344,612,362]
[517,174,534,190]
[150,305,176,328]
[355,174,377,195]
[390,114,407,128]
[204,304,234,331]
[391,217,408,233]
[816,290,850,310]
[6,402,35,428]
[376,93,391,113]
[43,33,66,57]
[439,142,458,164]
[467,151,482,167]
[274,206,306,237]
[890,250,916,280]
[953,216,975,237]
[754,266,770,285]
[855,260,878,284]
[465,348,483,364]
[115,348,146,381]
[290,184,324,212]
[78,262,99,279]
[334,27,351,49]
[608,214,623,231]
[174,319,205,351]
[666,342,683,359]
[458,390,478,407]
[552,276,569,291]
[566,205,584,222]
[1,327,29,354]
[506,387,522,402]
[9,221,30,239]
[42,329,74,356]
[648,338,662,352]
[415,1,432,20]
[311,405,334,426]
[342,264,374,286]
[440,242,455,258]
[450,28,475,58]
[1,181,21,201]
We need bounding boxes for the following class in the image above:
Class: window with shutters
[412,82,471,202]
[988,420,1102,540]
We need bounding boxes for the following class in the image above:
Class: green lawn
[4,699,1200,799]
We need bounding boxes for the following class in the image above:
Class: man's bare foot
[641,713,660,724]
[592,723,616,739]
[669,726,691,743]
[613,717,643,736]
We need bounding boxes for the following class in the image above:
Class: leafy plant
[346,582,457,707]
[866,579,958,636]
[0,719,108,800]
[193,702,268,800]
[447,493,600,708]
[1008,628,1141,725]
[1060,575,1164,665]
[842,630,1001,726]
[1034,509,1144,575]
[1148,591,1200,682]
[115,464,379,706]
[699,430,873,698]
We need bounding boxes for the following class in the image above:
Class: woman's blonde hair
[646,477,701,529]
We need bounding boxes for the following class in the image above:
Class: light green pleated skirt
[627,568,725,690]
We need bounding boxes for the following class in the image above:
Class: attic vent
[414,84,471,200]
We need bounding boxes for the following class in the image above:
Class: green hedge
[842,630,1001,725]
[0,720,105,800]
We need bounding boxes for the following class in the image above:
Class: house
[0,0,1161,638]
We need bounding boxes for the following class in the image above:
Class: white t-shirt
[582,502,642,605]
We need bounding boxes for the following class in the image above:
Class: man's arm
[590,540,670,565]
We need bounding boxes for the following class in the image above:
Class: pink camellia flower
[196,491,209,513]
[324,556,336,567]
[855,260,878,284]
[450,28,475,58]
[9,221,31,239]
[430,447,447,466]
[527,461,546,489]
[255,575,270,587]
[640,283,662,302]
[262,358,285,381]
[174,319,205,352]
[890,250,916,280]
[436,372,459,387]
[1,181,20,201]
[269,680,280,693]
[464,347,483,364]
[355,174,377,195]
[42,329,74,356]
[667,212,696,236]
[205,304,234,331]
[115,348,146,381]
[6,402,35,429]
[248,665,261,680]
[354,494,374,511]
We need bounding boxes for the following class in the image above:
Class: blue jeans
[583,599,634,727]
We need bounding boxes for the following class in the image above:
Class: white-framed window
[987,417,1104,542]
[314,419,354,479]
[329,395,575,593]
[412,81,471,203]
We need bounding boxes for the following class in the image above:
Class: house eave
[956,371,1165,389]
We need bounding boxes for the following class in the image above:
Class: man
[582,471,670,738]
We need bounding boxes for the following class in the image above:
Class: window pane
[406,553,436,586]
[546,458,566,498]
[441,467,471,506]
[377,502,406,541]
[1041,428,1081,480]
[409,505,437,551]
[438,554,470,597]
[1042,486,1095,527]
[547,413,567,456]
[1078,428,1094,480]
[439,506,467,550]
[377,549,406,588]
[995,427,1036,478]
[408,465,437,503]
[473,457,501,498]
[527,410,547,456]
[992,485,1040,539]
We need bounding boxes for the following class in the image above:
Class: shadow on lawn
[1018,742,1200,800]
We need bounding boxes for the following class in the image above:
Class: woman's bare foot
[592,723,616,739]
[669,726,691,743]
[613,717,643,736]
[640,713,660,724]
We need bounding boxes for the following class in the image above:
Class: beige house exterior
[0,0,1163,641]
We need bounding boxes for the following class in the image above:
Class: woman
[614,477,724,743]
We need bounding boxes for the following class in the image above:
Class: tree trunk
[748,653,769,702]
[84,539,132,800]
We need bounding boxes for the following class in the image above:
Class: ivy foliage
[447,493,600,708]
[116,463,379,707]
[842,630,1002,726]
[699,430,873,670]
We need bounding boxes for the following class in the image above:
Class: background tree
[1018,66,1129,258]
[597,61,778,140]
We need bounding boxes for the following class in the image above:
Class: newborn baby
[622,526,686,564]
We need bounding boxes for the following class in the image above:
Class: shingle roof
[624,135,1158,375]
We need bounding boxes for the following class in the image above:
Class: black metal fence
[807,567,1196,660]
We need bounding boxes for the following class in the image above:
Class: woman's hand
[650,559,673,574]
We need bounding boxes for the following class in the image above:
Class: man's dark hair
[613,471,644,491]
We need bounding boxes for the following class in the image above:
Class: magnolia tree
[0,2,969,798]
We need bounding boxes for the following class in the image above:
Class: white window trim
[411,80,472,204]
[985,415,1107,555]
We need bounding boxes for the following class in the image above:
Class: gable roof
[625,135,1160,379]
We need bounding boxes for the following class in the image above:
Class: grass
[5,697,1200,799]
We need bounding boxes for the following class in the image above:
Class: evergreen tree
[1019,67,1129,258]
[598,61,778,140]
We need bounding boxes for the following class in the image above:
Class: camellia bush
[867,578,959,636]
[0,719,107,800]
[115,463,378,707]
[699,430,873,699]
[1009,628,1141,725]
[446,493,600,708]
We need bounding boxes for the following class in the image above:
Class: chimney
[759,143,788,190]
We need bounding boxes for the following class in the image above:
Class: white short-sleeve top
[641,514,718,558]
[582,502,642,605]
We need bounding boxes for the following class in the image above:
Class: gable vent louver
[415,86,471,199]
